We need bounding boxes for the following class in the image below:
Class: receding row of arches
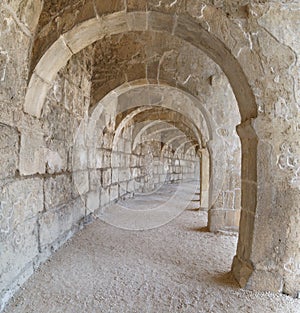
[1,2,300,311]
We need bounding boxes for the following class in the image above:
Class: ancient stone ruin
[0,0,299,311]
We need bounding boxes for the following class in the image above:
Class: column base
[208,208,240,232]
[231,255,284,293]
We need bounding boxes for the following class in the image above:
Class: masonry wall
[0,53,200,310]
[2,0,299,307]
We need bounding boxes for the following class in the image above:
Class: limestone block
[208,208,241,232]
[0,102,15,127]
[160,174,166,182]
[35,37,73,83]
[118,168,131,182]
[101,150,111,168]
[117,138,125,152]
[112,168,119,184]
[88,148,104,169]
[39,198,85,249]
[110,184,119,202]
[120,153,127,168]
[126,0,147,11]
[119,182,128,196]
[124,140,132,154]
[111,151,121,168]
[102,168,112,187]
[127,180,135,193]
[148,0,186,14]
[43,102,74,142]
[72,170,89,198]
[0,10,31,106]
[89,169,102,191]
[0,124,19,179]
[63,18,103,55]
[224,191,235,209]
[246,270,283,294]
[0,51,9,82]
[0,178,43,234]
[19,129,45,176]
[94,0,124,16]
[45,140,68,174]
[0,217,38,301]
[234,188,241,210]
[63,78,77,112]
[131,167,140,178]
[72,146,88,171]
[18,0,43,32]
[103,132,114,149]
[44,174,73,211]
[123,154,131,167]
[86,191,100,214]
[122,126,133,140]
[100,187,110,207]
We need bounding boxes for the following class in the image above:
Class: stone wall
[1,0,299,309]
[0,47,92,310]
[0,49,200,311]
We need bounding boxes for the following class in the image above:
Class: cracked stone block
[44,174,73,211]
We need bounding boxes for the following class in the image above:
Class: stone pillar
[200,148,209,209]
[207,141,241,232]
[232,118,300,297]
[231,119,257,284]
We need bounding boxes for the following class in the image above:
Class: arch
[25,11,257,291]
[86,82,229,220]
[24,11,256,122]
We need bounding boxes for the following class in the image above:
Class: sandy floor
[4,184,300,313]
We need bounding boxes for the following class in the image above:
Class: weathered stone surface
[0,178,43,235]
[0,177,43,309]
[44,174,73,211]
[100,187,110,207]
[1,1,300,309]
[0,124,19,179]
[0,4,31,107]
[109,184,119,202]
[86,190,100,214]
[39,198,85,249]
[0,217,38,304]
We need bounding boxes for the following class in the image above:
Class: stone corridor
[4,183,299,313]
[1,1,300,311]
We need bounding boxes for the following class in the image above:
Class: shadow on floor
[185,226,210,233]
[212,271,239,289]
[185,208,200,212]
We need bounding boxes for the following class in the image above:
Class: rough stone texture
[0,178,43,310]
[0,0,300,311]
[0,125,19,179]
[3,192,300,313]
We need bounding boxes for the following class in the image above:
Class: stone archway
[23,10,257,292]
[1,2,299,310]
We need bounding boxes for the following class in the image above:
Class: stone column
[207,139,241,232]
[199,148,210,209]
[232,117,300,297]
